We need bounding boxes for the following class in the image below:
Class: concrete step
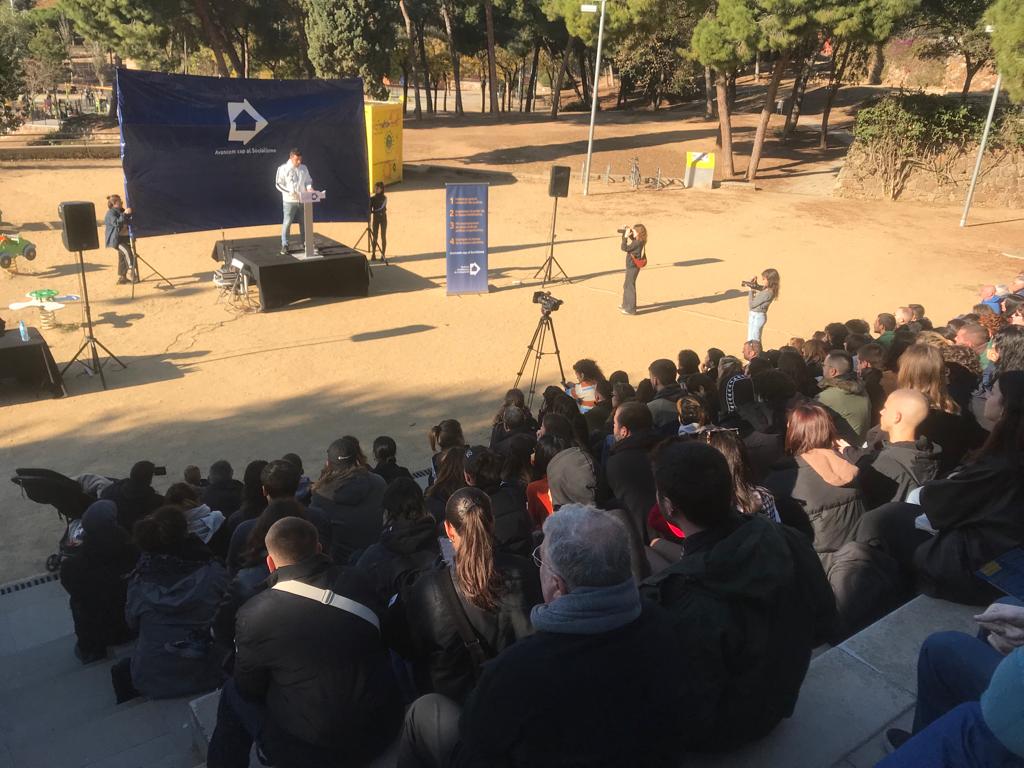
[0,580,73,656]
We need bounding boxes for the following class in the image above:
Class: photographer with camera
[742,268,781,344]
[104,194,136,285]
[618,223,648,316]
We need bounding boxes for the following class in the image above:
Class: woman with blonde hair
[896,344,986,474]
[619,223,648,315]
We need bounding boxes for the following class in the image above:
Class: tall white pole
[960,74,1001,227]
[582,0,607,196]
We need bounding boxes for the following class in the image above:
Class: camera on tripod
[533,291,563,313]
[741,279,764,290]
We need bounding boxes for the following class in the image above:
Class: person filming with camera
[619,223,648,316]
[743,268,780,344]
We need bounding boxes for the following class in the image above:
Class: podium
[296,189,327,260]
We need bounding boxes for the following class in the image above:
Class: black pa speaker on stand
[534,166,572,286]
[57,200,125,389]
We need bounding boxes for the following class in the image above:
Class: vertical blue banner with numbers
[445,183,489,295]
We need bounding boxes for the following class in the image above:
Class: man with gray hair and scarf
[396,505,688,768]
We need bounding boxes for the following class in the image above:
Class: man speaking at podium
[275,148,313,256]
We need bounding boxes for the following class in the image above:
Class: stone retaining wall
[835,143,1024,207]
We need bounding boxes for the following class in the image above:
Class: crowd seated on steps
[50,278,1024,767]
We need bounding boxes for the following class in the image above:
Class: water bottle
[18,320,29,342]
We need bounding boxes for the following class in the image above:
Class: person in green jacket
[817,351,872,443]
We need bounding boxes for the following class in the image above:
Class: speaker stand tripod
[62,249,126,389]
[533,196,571,287]
[129,238,174,299]
[513,308,566,411]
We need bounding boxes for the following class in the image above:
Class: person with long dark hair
[222,459,269,540]
[747,268,780,344]
[424,446,468,527]
[619,223,648,315]
[103,194,136,284]
[464,446,533,557]
[391,488,540,704]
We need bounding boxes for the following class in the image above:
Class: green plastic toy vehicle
[0,233,37,270]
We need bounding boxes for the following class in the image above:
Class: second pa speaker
[58,201,100,252]
[548,166,570,198]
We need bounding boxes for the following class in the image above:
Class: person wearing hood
[388,488,540,706]
[719,369,784,481]
[604,402,661,543]
[763,403,866,559]
[355,477,441,605]
[816,351,872,443]
[642,441,837,751]
[844,389,942,509]
[100,460,165,532]
[396,506,689,768]
[645,359,685,433]
[60,500,139,663]
[111,506,227,703]
[310,437,387,564]
[488,406,537,458]
[165,482,229,561]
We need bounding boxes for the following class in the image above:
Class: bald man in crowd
[895,307,914,328]
[844,389,942,509]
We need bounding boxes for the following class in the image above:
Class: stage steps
[0,578,201,768]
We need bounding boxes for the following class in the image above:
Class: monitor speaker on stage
[548,166,570,198]
[58,201,100,252]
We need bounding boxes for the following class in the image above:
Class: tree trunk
[440,1,463,115]
[704,66,715,118]
[192,0,230,76]
[715,73,735,177]
[210,11,244,76]
[781,57,807,139]
[416,22,433,113]
[444,79,448,111]
[481,53,487,113]
[727,71,737,109]
[401,63,409,113]
[867,41,884,85]
[483,0,500,114]
[746,52,791,182]
[820,43,853,150]
[399,0,421,119]
[577,44,591,104]
[551,37,572,118]
[526,44,540,112]
[961,56,981,102]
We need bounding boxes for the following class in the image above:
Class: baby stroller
[11,468,95,572]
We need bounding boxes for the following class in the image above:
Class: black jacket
[489,424,538,457]
[489,482,533,558]
[641,515,837,750]
[852,438,942,510]
[763,451,866,557]
[919,408,988,476]
[454,603,690,768]
[233,555,402,766]
[371,461,413,486]
[354,517,440,605]
[100,479,164,532]
[60,528,138,654]
[915,456,1024,604]
[584,401,612,435]
[604,430,662,544]
[861,368,885,426]
[201,478,244,518]
[391,553,541,704]
[309,469,387,564]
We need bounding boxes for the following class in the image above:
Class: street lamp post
[960,25,999,228]
[581,0,607,196]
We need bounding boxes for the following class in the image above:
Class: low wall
[835,143,1024,207]
[0,143,120,161]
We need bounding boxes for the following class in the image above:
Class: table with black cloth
[212,235,369,311]
[0,325,66,398]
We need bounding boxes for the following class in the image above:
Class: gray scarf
[530,578,641,635]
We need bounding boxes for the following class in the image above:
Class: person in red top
[526,435,569,529]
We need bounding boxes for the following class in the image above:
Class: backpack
[823,542,905,643]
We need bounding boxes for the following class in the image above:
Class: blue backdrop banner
[445,183,489,295]
[116,69,369,237]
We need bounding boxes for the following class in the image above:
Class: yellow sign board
[686,151,715,170]
[684,151,715,189]
[364,101,403,193]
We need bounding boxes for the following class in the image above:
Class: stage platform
[212,234,369,311]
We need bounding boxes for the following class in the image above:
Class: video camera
[741,279,764,290]
[533,291,564,314]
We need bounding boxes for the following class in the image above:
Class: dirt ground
[1,95,1022,583]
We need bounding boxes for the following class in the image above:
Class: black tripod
[533,197,571,287]
[513,308,566,410]
[129,238,174,299]
[62,249,126,389]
